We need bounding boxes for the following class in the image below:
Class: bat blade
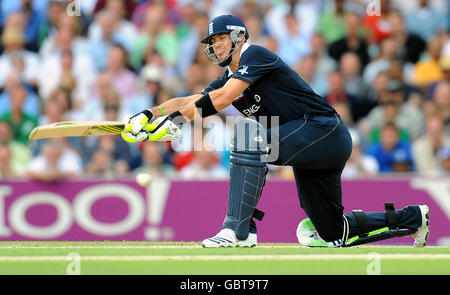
[28,121,126,140]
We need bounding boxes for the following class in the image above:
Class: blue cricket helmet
[201,15,249,44]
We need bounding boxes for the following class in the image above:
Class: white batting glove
[127,109,154,135]
[146,115,182,142]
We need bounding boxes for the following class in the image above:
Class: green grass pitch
[0,241,449,275]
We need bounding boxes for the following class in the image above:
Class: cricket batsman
[121,15,429,248]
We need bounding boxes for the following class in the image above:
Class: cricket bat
[28,121,128,140]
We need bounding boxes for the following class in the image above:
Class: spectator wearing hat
[0,26,39,88]
[412,115,450,174]
[367,122,415,173]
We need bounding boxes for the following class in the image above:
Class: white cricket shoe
[202,228,257,248]
[296,218,335,247]
[412,205,429,247]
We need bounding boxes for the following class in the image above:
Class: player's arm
[124,93,202,136]
[134,79,249,142]
[149,93,203,120]
[180,78,250,121]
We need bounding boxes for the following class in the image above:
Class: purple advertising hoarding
[0,177,449,245]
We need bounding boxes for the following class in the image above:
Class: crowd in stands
[0,0,449,182]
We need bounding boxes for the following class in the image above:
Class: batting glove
[126,109,154,135]
[145,115,183,142]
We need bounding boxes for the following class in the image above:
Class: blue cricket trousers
[267,113,421,242]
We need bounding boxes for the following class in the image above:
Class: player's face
[210,34,232,62]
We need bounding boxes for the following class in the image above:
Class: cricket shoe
[202,228,257,248]
[296,218,336,247]
[412,205,429,247]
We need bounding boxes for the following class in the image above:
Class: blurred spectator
[0,143,15,179]
[89,0,138,52]
[388,10,426,65]
[317,0,347,44]
[342,129,379,178]
[405,0,448,42]
[179,148,228,180]
[325,71,362,122]
[30,89,83,157]
[412,115,450,174]
[35,0,67,48]
[0,120,31,176]
[339,52,368,103]
[0,83,38,145]
[176,9,210,76]
[82,85,128,125]
[129,64,163,116]
[359,79,424,143]
[0,72,40,117]
[2,8,42,53]
[309,33,337,81]
[87,9,120,71]
[26,139,83,182]
[39,24,97,104]
[85,135,131,177]
[328,12,370,70]
[265,0,319,42]
[134,141,176,178]
[39,12,86,59]
[103,43,137,100]
[83,87,131,175]
[94,0,137,20]
[245,12,269,47]
[275,11,312,67]
[367,122,415,173]
[363,37,398,86]
[413,38,444,88]
[430,81,450,134]
[295,55,327,96]
[0,26,40,89]
[130,3,166,70]
[437,146,450,174]
[39,89,71,125]
[331,100,355,128]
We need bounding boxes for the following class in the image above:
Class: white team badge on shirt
[238,66,248,75]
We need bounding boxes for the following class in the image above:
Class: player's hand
[121,129,149,143]
[145,115,182,142]
[126,109,154,135]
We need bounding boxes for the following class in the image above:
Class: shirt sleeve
[200,73,228,95]
[230,45,280,85]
